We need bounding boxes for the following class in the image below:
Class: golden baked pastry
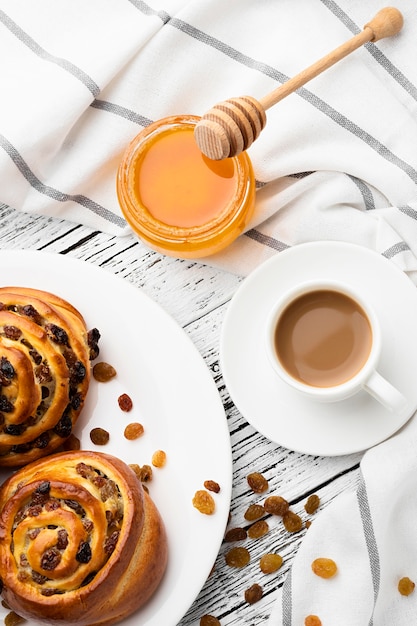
[0,287,100,466]
[0,450,168,625]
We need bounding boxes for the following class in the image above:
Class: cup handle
[362,370,407,413]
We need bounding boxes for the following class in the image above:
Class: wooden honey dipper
[194,7,403,161]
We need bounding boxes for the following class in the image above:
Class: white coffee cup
[265,279,406,412]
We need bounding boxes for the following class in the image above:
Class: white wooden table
[0,203,364,625]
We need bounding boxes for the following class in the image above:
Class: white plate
[220,241,417,457]
[0,249,232,625]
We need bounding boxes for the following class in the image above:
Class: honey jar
[116,115,255,258]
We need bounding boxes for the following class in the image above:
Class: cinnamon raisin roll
[0,450,168,625]
[0,287,100,466]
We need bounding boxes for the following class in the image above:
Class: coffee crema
[274,289,372,388]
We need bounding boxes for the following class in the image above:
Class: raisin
[204,480,220,493]
[0,357,14,382]
[31,570,47,584]
[260,553,283,574]
[41,548,61,571]
[31,481,50,505]
[118,393,133,412]
[54,412,72,438]
[224,527,247,542]
[35,363,52,383]
[200,616,221,626]
[21,304,42,323]
[92,362,117,383]
[104,530,120,555]
[152,450,167,468]
[4,611,26,626]
[124,422,144,440]
[139,465,153,482]
[225,547,250,568]
[305,617,322,626]
[192,490,215,515]
[76,542,92,563]
[63,433,81,451]
[247,472,268,493]
[247,519,269,539]
[70,361,86,384]
[4,423,25,435]
[244,504,265,521]
[0,396,14,413]
[90,427,109,445]
[87,328,101,360]
[283,510,303,533]
[244,583,263,604]
[3,326,21,340]
[398,577,415,596]
[34,431,50,448]
[264,495,289,516]
[64,499,85,516]
[311,558,338,579]
[45,323,68,346]
[304,494,320,515]
[57,530,68,550]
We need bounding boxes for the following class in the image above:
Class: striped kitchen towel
[268,414,417,626]
[1,0,417,279]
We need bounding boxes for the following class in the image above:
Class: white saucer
[220,241,417,456]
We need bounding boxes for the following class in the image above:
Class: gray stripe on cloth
[281,567,293,625]
[0,10,100,98]
[91,100,153,127]
[320,0,417,101]
[357,478,380,625]
[399,205,417,221]
[0,134,126,229]
[382,241,410,259]
[348,175,376,210]
[244,229,290,252]
[127,0,170,23]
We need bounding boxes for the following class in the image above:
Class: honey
[117,115,255,258]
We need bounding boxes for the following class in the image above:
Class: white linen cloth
[1,0,417,280]
[268,415,417,626]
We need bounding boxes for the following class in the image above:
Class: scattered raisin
[118,393,133,412]
[244,583,263,604]
[283,510,303,533]
[305,616,322,626]
[247,472,268,493]
[90,427,109,445]
[200,616,221,626]
[139,465,153,482]
[305,520,312,529]
[152,450,167,468]
[40,548,61,571]
[204,480,220,493]
[398,577,415,596]
[124,423,144,440]
[192,490,215,515]
[63,433,81,451]
[311,557,338,579]
[4,612,26,626]
[304,494,320,515]
[224,527,247,542]
[264,495,289,517]
[247,519,269,539]
[225,546,250,568]
[260,553,283,574]
[92,362,116,383]
[244,504,265,521]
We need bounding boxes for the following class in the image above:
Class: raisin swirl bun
[0,450,168,625]
[0,287,100,466]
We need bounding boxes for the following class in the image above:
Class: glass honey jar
[116,115,255,258]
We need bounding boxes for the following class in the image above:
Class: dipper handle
[194,7,403,160]
[260,7,403,110]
